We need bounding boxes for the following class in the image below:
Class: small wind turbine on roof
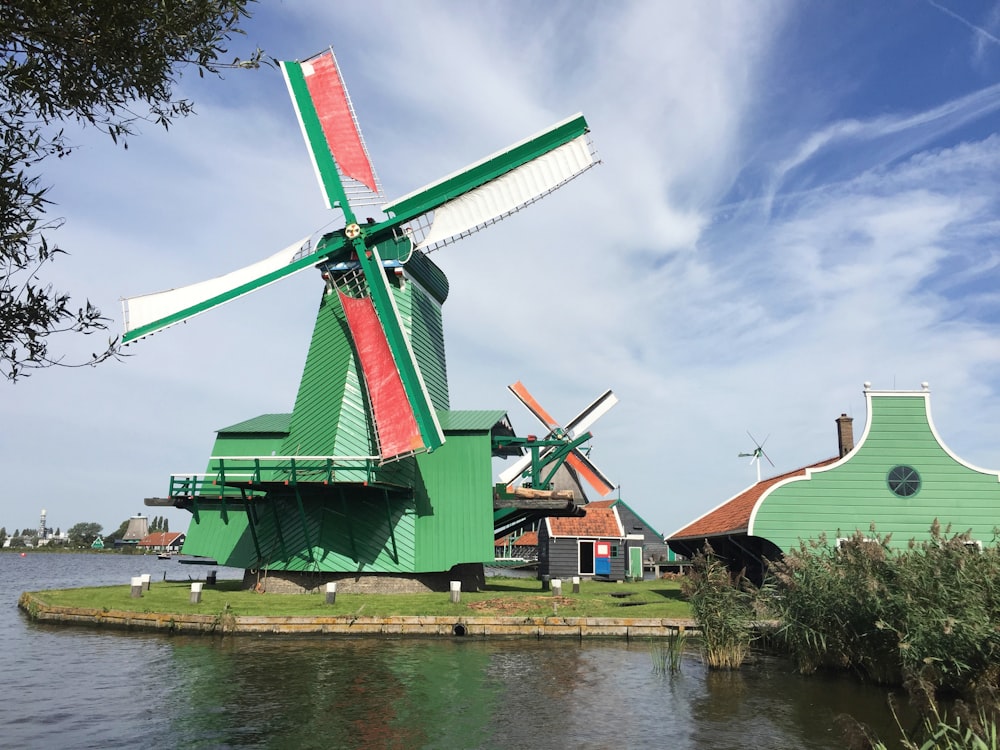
[738,431,774,483]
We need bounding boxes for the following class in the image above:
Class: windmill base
[242,563,486,595]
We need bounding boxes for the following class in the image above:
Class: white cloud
[8,1,1000,542]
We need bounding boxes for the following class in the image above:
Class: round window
[887,465,920,497]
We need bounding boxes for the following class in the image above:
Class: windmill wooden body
[129,48,603,588]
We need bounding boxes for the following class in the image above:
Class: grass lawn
[28,576,692,620]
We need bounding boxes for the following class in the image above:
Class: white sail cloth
[403,135,594,252]
[122,236,312,340]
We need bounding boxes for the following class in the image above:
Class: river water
[1,553,904,749]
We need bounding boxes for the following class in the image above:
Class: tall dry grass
[764,523,1000,695]
[763,522,1000,748]
[681,545,756,670]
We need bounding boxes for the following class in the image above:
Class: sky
[6,0,1000,542]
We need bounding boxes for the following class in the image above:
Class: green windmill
[128,47,599,590]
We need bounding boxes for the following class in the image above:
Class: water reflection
[3,554,905,749]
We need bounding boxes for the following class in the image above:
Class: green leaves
[66,521,103,548]
[0,1,261,380]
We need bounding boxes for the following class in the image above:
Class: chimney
[836,413,854,457]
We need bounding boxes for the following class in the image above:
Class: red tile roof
[546,504,623,538]
[670,457,840,540]
[586,499,616,509]
[137,531,184,547]
[494,530,539,547]
[514,530,538,546]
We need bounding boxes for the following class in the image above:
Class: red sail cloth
[302,52,378,193]
[338,291,423,459]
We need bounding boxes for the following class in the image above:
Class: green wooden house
[668,383,1000,580]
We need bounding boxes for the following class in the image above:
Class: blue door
[595,541,611,575]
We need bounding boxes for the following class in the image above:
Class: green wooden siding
[751,392,1000,551]
[218,414,292,433]
[402,247,449,306]
[180,259,499,574]
[182,489,418,573]
[437,410,508,432]
[400,276,449,411]
[209,414,291,461]
[283,288,372,468]
[413,431,496,570]
[181,507,254,565]
[211,432,287,460]
[280,272,445,467]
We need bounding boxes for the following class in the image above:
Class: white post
[572,576,580,594]
[190,582,203,604]
[130,576,143,598]
[325,581,337,605]
[450,580,461,604]
[551,579,562,596]
[140,573,151,591]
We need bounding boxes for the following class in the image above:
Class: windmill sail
[121,235,316,343]
[123,113,596,345]
[499,434,616,498]
[499,381,617,498]
[565,389,619,437]
[338,240,444,459]
[281,50,383,212]
[383,114,596,252]
[338,291,424,459]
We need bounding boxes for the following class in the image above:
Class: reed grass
[763,523,1000,695]
[681,545,755,670]
[650,629,688,675]
[865,698,1000,750]
[763,522,1000,748]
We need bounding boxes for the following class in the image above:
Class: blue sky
[6,1,1000,542]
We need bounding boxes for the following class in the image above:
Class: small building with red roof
[538,500,628,580]
[668,383,1000,582]
[137,531,186,554]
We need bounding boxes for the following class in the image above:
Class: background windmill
[738,431,774,483]
[132,47,600,590]
[493,381,618,539]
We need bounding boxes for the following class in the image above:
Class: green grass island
[19,576,699,638]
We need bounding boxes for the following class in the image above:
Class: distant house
[668,383,1000,582]
[538,501,632,581]
[137,531,186,554]
[494,530,539,561]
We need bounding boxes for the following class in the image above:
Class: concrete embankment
[18,592,700,638]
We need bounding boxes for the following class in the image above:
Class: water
[2,553,903,749]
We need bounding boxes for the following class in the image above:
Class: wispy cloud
[764,82,1000,217]
[8,2,1000,539]
[926,0,1000,48]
